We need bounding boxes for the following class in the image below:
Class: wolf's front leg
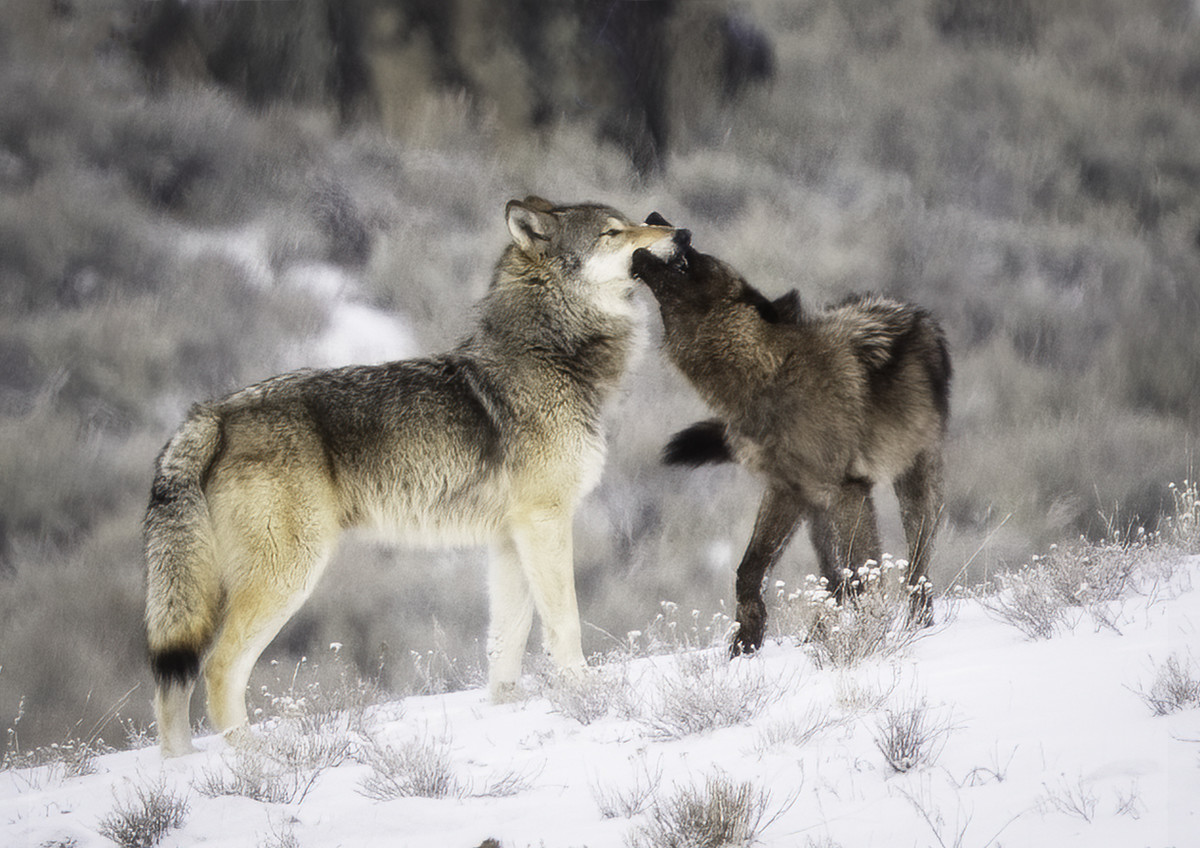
[508,508,586,675]
[732,486,807,656]
[487,535,536,701]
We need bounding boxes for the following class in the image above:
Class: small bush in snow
[981,564,1073,639]
[197,745,322,805]
[257,818,301,848]
[1135,654,1200,716]
[871,694,955,774]
[637,602,738,656]
[981,538,1148,639]
[592,760,663,819]
[358,734,462,800]
[626,771,788,848]
[1162,479,1200,552]
[754,703,847,753]
[1040,775,1099,822]
[405,621,486,696]
[537,661,639,725]
[253,647,384,731]
[773,555,930,668]
[197,697,367,805]
[357,732,535,800]
[636,651,786,740]
[97,776,188,848]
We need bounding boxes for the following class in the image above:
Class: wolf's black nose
[673,228,691,247]
[645,212,671,227]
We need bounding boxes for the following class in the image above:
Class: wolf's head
[632,216,801,327]
[503,197,684,316]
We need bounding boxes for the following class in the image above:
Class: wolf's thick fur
[632,224,951,655]
[145,197,680,756]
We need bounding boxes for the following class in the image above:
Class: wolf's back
[143,404,224,688]
[837,294,952,423]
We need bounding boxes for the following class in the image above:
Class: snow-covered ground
[4,556,1198,848]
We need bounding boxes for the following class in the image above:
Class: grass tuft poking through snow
[592,759,663,819]
[538,662,639,726]
[357,731,537,801]
[636,651,787,740]
[771,555,934,668]
[626,770,791,848]
[358,733,462,800]
[1135,653,1200,716]
[871,691,956,774]
[96,776,188,848]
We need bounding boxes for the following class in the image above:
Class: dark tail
[662,419,735,467]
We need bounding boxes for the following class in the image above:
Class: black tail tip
[662,420,735,467]
[150,646,201,687]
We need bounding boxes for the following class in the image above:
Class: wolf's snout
[673,228,691,248]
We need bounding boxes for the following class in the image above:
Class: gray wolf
[631,216,951,656]
[144,197,681,756]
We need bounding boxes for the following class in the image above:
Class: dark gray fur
[633,232,951,655]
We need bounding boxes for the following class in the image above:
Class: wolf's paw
[730,599,767,657]
[489,680,529,704]
[221,724,262,752]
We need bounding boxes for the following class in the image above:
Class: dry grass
[357,731,536,801]
[592,760,663,820]
[626,771,792,848]
[634,651,788,740]
[871,693,957,774]
[1134,654,1200,716]
[97,776,188,848]
[770,555,937,668]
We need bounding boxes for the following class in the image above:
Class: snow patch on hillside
[3,557,1198,848]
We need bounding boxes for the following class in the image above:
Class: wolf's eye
[601,228,622,238]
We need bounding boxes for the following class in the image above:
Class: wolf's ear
[770,290,803,323]
[745,286,803,324]
[506,199,558,252]
[644,211,672,227]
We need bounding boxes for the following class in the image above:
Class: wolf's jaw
[643,236,689,274]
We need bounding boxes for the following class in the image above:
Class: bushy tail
[144,404,224,690]
[662,418,735,467]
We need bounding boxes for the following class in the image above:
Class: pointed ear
[644,211,672,227]
[522,195,556,212]
[506,199,558,252]
[744,286,802,324]
[771,290,803,323]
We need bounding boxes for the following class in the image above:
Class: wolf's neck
[467,287,636,406]
[665,317,778,415]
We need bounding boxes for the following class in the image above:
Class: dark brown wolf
[632,216,951,655]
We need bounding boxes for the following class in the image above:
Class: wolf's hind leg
[154,679,198,757]
[732,486,807,656]
[487,533,536,700]
[809,479,881,600]
[508,509,585,676]
[893,449,944,625]
[202,471,338,736]
[202,557,330,735]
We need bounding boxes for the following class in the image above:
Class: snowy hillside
[4,555,1198,848]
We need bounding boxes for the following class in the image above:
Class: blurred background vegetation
[1,0,1198,750]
